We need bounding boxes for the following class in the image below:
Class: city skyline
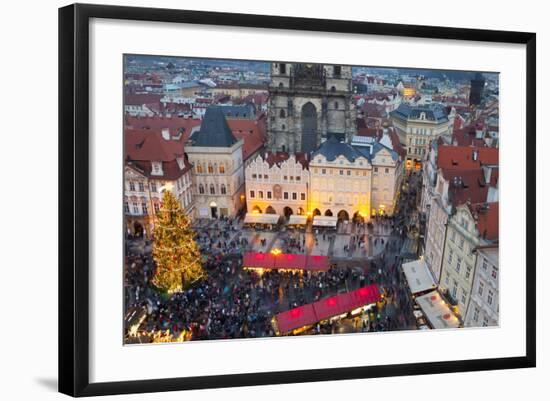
[123,55,499,344]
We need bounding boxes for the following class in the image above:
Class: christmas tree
[152,190,205,293]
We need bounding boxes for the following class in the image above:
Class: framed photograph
[59,3,536,397]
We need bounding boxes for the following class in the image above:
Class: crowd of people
[124,172,423,342]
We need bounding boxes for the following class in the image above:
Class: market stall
[243,213,280,227]
[242,252,330,273]
[415,290,461,329]
[272,284,381,335]
[312,215,338,228]
[401,259,437,295]
[287,214,308,226]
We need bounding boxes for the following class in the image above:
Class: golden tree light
[152,190,205,293]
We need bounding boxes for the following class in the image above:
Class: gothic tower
[267,62,357,153]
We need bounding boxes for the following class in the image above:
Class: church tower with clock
[267,62,357,153]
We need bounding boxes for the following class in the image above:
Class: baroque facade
[308,135,402,221]
[390,103,454,169]
[245,152,309,217]
[267,63,357,153]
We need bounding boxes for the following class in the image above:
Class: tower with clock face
[267,62,357,153]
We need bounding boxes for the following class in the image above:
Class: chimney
[483,165,492,184]
[161,128,170,140]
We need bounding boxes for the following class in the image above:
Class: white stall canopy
[401,259,437,294]
[244,213,280,225]
[312,216,338,227]
[287,215,308,225]
[415,290,461,329]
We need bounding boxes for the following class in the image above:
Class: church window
[330,86,336,92]
[334,65,341,76]
[334,101,339,110]
[282,124,286,130]
[280,63,286,74]
[278,82,284,88]
[280,109,286,118]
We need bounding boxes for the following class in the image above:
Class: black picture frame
[59,3,536,397]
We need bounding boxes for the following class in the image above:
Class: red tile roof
[125,116,201,139]
[125,129,186,162]
[227,116,267,161]
[469,202,499,241]
[263,151,309,169]
[125,129,192,180]
[441,168,498,207]
[437,145,498,170]
[124,93,162,106]
[126,113,267,163]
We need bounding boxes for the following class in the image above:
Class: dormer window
[151,162,163,176]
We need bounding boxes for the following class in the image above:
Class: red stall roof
[276,253,307,270]
[274,304,318,334]
[306,255,330,271]
[242,252,275,269]
[312,295,343,321]
[274,285,381,334]
[243,252,330,272]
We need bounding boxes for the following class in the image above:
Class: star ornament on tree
[152,190,205,293]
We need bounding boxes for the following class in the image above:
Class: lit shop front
[271,285,381,335]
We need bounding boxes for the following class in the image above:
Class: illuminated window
[219,165,225,174]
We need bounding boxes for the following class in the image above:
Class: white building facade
[464,246,499,327]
